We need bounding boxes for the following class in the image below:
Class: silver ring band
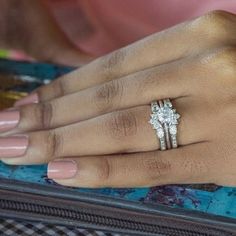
[159,100,171,149]
[164,99,180,149]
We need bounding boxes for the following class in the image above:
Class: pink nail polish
[48,160,78,179]
[0,136,28,158]
[14,93,39,107]
[0,110,20,132]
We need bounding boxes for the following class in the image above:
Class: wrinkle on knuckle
[139,66,175,98]
[45,131,63,159]
[94,80,123,112]
[182,158,198,177]
[137,71,157,97]
[39,102,54,129]
[107,111,138,140]
[182,151,210,180]
[144,154,172,181]
[97,157,112,184]
[23,104,41,129]
[100,50,126,80]
[55,79,67,97]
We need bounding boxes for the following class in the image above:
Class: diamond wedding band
[149,99,180,151]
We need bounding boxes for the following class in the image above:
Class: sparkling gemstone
[150,101,180,137]
[149,114,162,129]
[165,101,172,107]
[157,128,164,138]
[151,105,159,113]
[176,114,181,119]
[169,125,177,135]
[157,105,180,125]
[157,107,173,123]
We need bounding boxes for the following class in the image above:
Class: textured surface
[0,219,121,236]
[1,162,236,219]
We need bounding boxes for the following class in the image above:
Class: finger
[38,46,94,67]
[47,142,212,188]
[10,45,226,133]
[11,57,192,132]
[17,11,236,103]
[1,103,207,165]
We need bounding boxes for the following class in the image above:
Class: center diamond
[157,105,180,125]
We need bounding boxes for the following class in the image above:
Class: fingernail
[0,136,28,158]
[0,110,20,132]
[14,92,39,107]
[48,160,78,179]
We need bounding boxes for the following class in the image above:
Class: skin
[1,10,236,188]
[0,0,93,65]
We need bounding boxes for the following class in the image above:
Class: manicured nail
[48,160,78,179]
[14,92,39,107]
[0,136,28,158]
[0,110,20,132]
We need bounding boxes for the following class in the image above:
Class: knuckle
[107,110,138,140]
[94,80,123,112]
[54,79,67,97]
[39,102,54,129]
[144,154,172,181]
[96,157,112,184]
[139,69,164,97]
[192,10,235,39]
[201,47,236,77]
[182,158,208,179]
[203,10,234,23]
[100,50,126,80]
[45,131,63,158]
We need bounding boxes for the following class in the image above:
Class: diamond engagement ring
[149,99,180,150]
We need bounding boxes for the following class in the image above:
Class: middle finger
[3,56,196,135]
[1,101,205,165]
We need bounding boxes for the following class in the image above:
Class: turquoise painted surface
[1,162,236,219]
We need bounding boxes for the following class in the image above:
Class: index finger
[15,11,236,105]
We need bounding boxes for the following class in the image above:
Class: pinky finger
[47,142,213,188]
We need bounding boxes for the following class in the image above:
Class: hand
[0,0,93,65]
[0,10,236,188]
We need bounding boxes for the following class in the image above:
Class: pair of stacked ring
[149,99,180,151]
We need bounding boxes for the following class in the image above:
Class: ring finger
[1,99,206,165]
